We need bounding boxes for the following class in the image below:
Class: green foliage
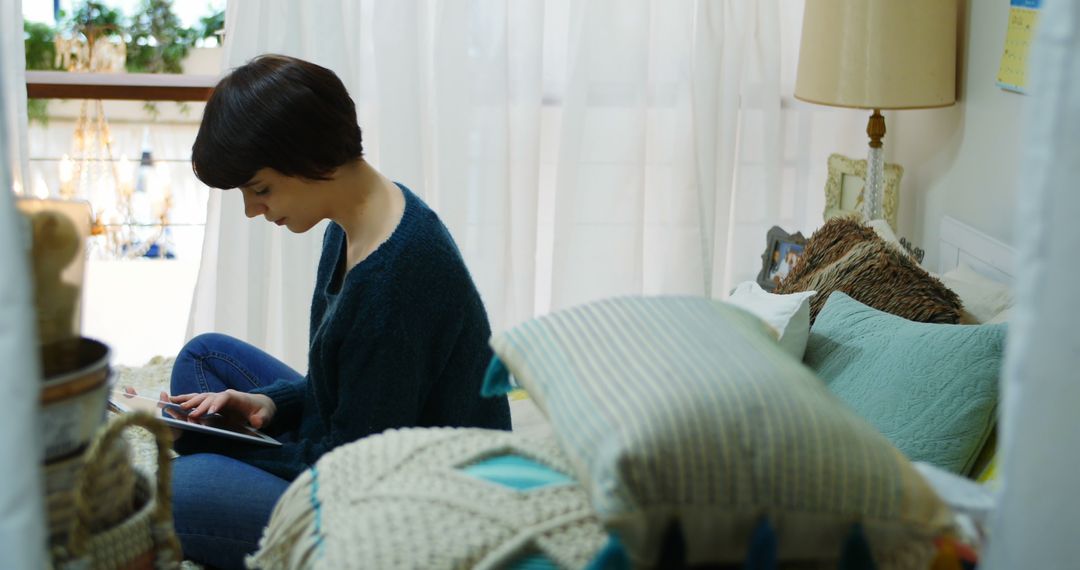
[142,101,161,120]
[24,1,221,122]
[25,21,62,125]
[24,21,61,71]
[28,99,50,125]
[125,0,197,74]
[198,10,225,44]
[53,0,213,74]
[64,1,124,41]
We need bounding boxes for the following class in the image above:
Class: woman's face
[239,168,325,233]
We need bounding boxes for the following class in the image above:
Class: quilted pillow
[804,293,1006,475]
[249,428,607,570]
[777,217,961,324]
[483,296,953,568]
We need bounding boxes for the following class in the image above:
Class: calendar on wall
[997,0,1043,93]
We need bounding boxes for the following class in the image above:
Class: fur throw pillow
[777,218,961,324]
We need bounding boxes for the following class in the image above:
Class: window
[23,0,224,365]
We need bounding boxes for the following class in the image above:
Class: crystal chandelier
[53,25,174,259]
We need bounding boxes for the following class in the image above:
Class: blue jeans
[169,333,305,570]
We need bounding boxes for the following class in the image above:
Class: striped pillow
[484,296,953,568]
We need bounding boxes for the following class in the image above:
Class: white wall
[889,0,1023,268]
[181,46,225,75]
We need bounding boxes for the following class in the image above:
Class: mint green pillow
[805,292,1006,474]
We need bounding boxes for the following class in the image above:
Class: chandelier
[53,26,175,259]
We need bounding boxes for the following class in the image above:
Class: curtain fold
[2,0,28,194]
[985,0,1080,566]
[190,0,826,368]
[0,0,46,566]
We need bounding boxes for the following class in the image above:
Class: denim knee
[172,333,233,394]
[179,332,235,360]
[170,333,299,397]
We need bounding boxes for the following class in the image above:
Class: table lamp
[795,0,958,221]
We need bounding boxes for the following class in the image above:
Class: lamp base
[863,110,886,221]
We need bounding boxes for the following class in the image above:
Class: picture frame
[823,153,903,231]
[757,225,807,292]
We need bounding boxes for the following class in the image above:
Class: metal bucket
[40,337,111,461]
[39,337,113,547]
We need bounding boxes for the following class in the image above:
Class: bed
[938,215,1014,285]
[116,214,1010,570]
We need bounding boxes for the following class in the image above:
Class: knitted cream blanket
[249,428,606,570]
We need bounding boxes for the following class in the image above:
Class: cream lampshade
[795,0,958,221]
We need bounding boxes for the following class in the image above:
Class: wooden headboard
[938,216,1015,284]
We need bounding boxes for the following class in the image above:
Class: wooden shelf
[26,71,217,101]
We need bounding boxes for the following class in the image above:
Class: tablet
[109,391,281,447]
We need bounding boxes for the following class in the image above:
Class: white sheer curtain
[190,0,836,369]
[985,0,1080,566]
[2,0,28,194]
[548,1,789,307]
[0,0,46,566]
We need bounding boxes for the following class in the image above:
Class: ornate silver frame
[823,153,903,231]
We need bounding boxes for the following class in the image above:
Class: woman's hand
[120,386,186,440]
[169,390,277,429]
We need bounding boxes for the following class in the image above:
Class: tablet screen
[109,391,281,447]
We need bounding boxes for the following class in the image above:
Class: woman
[166,54,510,569]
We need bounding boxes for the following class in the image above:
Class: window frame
[25,70,215,101]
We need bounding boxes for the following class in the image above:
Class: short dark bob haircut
[192,54,363,189]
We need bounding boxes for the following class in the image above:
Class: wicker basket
[45,434,134,548]
[56,412,182,570]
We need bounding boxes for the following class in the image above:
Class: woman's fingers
[170,393,197,404]
[178,393,209,410]
[167,390,266,425]
[188,393,221,417]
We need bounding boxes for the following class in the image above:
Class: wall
[889,0,1024,268]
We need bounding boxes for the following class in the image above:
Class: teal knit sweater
[190,185,510,480]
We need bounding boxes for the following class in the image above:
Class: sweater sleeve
[249,377,306,432]
[192,314,436,481]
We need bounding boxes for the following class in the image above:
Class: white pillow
[726,281,815,359]
[987,307,1011,324]
[940,263,1013,324]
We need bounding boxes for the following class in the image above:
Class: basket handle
[68,411,182,564]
